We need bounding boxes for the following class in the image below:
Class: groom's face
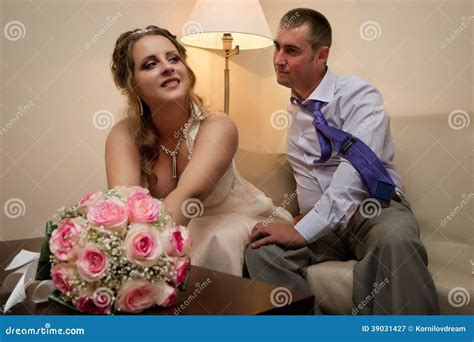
[273,23,322,99]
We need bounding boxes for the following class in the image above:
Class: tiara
[131,27,155,36]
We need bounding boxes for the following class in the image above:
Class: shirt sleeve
[294,81,390,243]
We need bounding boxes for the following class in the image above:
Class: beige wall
[1,0,472,241]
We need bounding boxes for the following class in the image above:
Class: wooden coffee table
[0,238,314,315]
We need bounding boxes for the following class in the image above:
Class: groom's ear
[311,46,330,68]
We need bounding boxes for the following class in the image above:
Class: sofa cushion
[424,241,473,315]
[306,260,356,315]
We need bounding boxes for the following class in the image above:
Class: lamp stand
[222,33,239,115]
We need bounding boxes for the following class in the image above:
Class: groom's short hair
[279,8,332,51]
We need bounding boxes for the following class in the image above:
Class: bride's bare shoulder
[196,111,238,151]
[106,118,135,144]
[200,111,237,133]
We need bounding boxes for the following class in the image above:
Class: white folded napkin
[2,249,55,312]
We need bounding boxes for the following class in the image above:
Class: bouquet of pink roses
[46,185,191,314]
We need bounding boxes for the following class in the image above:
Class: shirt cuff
[294,208,331,243]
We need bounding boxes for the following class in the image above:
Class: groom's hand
[250,222,307,249]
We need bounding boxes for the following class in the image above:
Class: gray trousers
[244,196,440,315]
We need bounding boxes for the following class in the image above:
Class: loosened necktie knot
[290,98,327,127]
[304,100,324,113]
[290,97,324,113]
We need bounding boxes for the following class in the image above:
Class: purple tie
[292,97,396,205]
[309,100,332,163]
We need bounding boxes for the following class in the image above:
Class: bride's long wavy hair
[110,25,202,187]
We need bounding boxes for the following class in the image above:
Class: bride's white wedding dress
[184,110,293,277]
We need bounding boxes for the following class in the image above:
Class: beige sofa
[235,114,473,315]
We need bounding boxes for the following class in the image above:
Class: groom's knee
[244,244,282,267]
[245,244,274,277]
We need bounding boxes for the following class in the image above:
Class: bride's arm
[105,114,238,225]
[164,112,238,225]
[105,119,141,188]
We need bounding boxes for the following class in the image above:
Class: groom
[244,8,439,314]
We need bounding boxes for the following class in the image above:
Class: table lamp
[181,0,273,114]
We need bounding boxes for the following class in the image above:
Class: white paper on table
[2,249,55,312]
[5,250,40,271]
[1,263,31,294]
[31,280,55,303]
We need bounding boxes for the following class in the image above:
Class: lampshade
[181,0,273,50]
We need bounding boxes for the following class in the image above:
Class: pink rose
[51,263,77,292]
[127,192,161,223]
[116,186,150,198]
[67,247,81,262]
[79,190,104,208]
[87,199,128,232]
[49,218,87,261]
[123,223,162,267]
[173,258,190,286]
[154,281,177,307]
[161,226,192,257]
[76,245,108,281]
[115,280,156,313]
[73,293,111,315]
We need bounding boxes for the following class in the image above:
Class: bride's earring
[138,99,144,117]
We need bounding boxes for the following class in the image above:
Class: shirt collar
[290,68,336,106]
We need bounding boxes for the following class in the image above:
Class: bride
[106,25,293,276]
